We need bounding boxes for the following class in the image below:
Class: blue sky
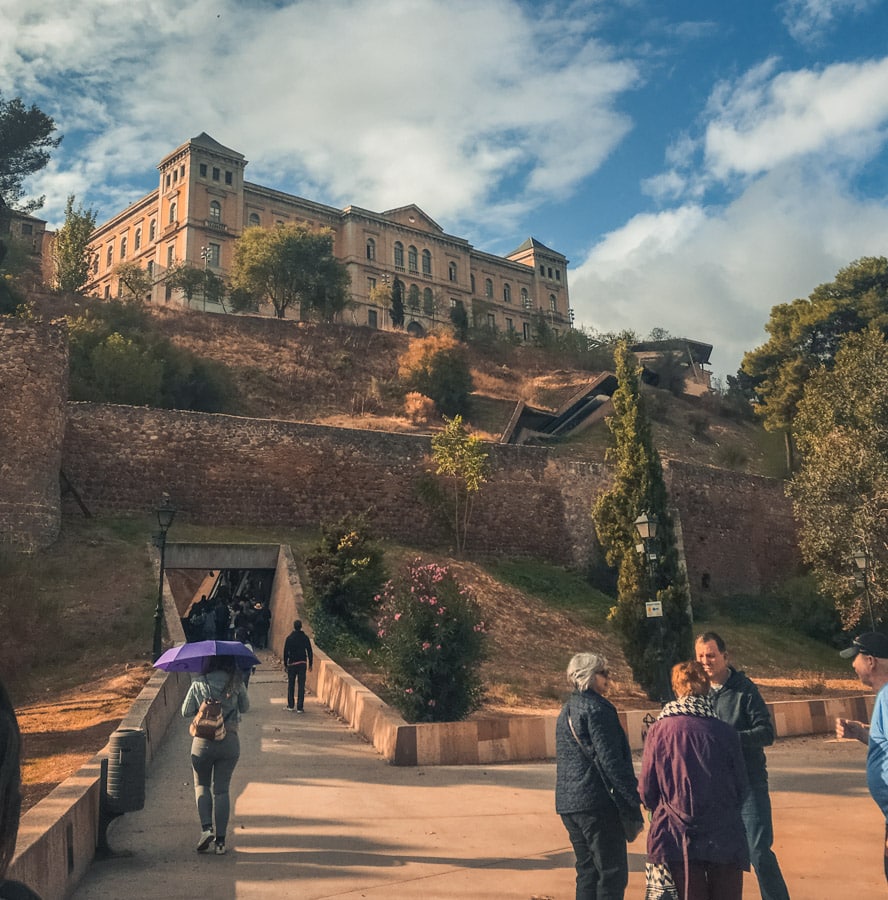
[4,0,888,378]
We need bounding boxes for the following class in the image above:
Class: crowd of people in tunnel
[180,572,271,649]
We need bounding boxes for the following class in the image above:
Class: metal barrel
[106,728,146,813]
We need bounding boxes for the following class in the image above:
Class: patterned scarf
[657,693,716,720]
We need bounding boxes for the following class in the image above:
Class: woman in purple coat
[641,661,749,900]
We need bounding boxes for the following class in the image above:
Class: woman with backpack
[181,655,249,856]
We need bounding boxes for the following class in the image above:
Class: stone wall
[0,318,68,550]
[665,459,801,597]
[61,404,799,593]
[62,404,576,563]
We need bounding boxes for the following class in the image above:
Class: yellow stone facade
[85,133,571,337]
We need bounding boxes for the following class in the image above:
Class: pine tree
[592,341,691,699]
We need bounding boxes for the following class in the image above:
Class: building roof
[508,236,564,258]
[630,338,713,366]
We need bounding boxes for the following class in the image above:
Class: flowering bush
[374,559,487,722]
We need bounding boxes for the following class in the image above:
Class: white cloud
[570,163,888,377]
[704,57,888,179]
[781,0,880,44]
[3,0,639,230]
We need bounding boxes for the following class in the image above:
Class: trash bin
[106,728,146,814]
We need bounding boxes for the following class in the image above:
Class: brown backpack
[189,697,225,741]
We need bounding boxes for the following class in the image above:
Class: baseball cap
[840,632,888,659]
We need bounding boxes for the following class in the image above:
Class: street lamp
[853,548,876,630]
[152,496,177,661]
[635,512,669,703]
[200,246,212,312]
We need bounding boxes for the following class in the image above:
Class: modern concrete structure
[85,133,572,338]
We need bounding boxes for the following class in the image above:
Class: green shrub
[304,514,387,641]
[374,559,486,722]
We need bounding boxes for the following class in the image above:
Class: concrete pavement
[71,663,886,899]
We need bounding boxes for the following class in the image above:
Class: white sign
[645,601,663,618]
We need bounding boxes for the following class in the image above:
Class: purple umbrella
[153,640,260,672]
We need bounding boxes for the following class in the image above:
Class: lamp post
[853,548,876,630]
[152,497,177,662]
[635,512,669,703]
[200,246,212,312]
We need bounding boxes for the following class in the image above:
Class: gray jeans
[190,731,240,838]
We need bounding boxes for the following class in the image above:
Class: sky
[3,0,888,378]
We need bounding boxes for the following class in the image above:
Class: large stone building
[85,133,572,337]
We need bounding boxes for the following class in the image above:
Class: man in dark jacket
[696,631,790,900]
[282,620,313,713]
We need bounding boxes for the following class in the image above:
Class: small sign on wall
[645,600,663,618]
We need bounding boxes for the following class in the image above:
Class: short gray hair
[566,652,608,692]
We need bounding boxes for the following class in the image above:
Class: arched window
[485,278,493,298]
[106,244,113,267]
[169,201,176,224]
[408,284,420,309]
[209,201,222,223]
[550,294,557,311]
[394,241,404,270]
[120,236,127,259]
[149,219,156,241]
[521,287,530,309]
[448,261,457,282]
[423,287,434,314]
[248,213,260,227]
[366,237,376,261]
[134,228,142,251]
[422,249,431,276]
[408,245,418,273]
[503,283,511,303]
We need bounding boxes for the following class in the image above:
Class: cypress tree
[592,341,691,699]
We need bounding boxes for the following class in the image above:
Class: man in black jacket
[282,620,313,713]
[696,631,790,900]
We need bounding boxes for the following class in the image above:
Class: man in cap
[695,631,790,900]
[836,631,888,885]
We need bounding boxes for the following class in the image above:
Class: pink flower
[422,642,431,651]
[394,612,402,621]
[405,688,413,694]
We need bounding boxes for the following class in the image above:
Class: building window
[248,213,260,227]
[366,237,376,261]
[550,294,557,311]
[92,256,98,275]
[394,241,404,270]
[450,297,457,307]
[555,269,561,281]
[209,200,222,222]
[106,244,113,267]
[120,236,127,259]
[368,308,378,328]
[521,288,531,309]
[408,245,418,273]
[422,249,431,276]
[173,169,178,183]
[367,277,376,292]
[487,312,495,329]
[212,167,220,181]
[208,243,220,266]
[225,171,233,185]
[104,285,110,299]
[523,321,531,341]
[505,317,513,331]
[539,264,545,276]
[20,223,33,236]
[485,278,493,298]
[165,174,171,188]
[169,201,176,224]
[423,287,434,314]
[167,245,175,266]
[180,165,185,178]
[199,163,207,177]
[149,219,156,241]
[471,274,476,293]
[503,283,511,303]
[448,261,457,282]
[134,227,142,251]
[147,261,154,278]
[408,284,420,310]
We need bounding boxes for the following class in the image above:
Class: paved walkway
[71,664,885,899]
